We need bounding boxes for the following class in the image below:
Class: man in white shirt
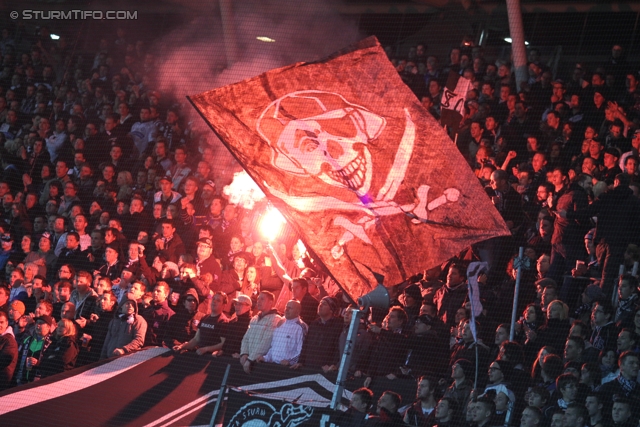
[258,300,307,366]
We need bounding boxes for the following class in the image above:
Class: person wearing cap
[602,146,622,185]
[15,314,54,384]
[219,251,249,299]
[239,291,282,373]
[222,294,252,356]
[98,242,123,282]
[163,288,205,348]
[173,291,229,356]
[153,218,185,264]
[198,179,216,215]
[153,174,181,207]
[292,296,342,370]
[562,173,640,299]
[443,358,473,412]
[402,314,448,380]
[141,281,175,346]
[402,284,422,328]
[193,236,221,289]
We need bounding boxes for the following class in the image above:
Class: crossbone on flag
[189,36,510,300]
[440,70,472,132]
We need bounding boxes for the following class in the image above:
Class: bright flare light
[50,34,60,40]
[257,36,276,43]
[259,207,286,241]
[222,171,265,210]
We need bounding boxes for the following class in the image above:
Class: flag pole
[331,307,361,410]
[509,247,524,341]
[209,364,231,427]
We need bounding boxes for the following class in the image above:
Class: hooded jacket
[100,295,147,359]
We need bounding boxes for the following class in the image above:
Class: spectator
[101,294,147,359]
[173,291,228,356]
[403,376,437,426]
[239,291,282,373]
[223,294,252,356]
[258,300,306,367]
[292,296,342,370]
[590,301,617,352]
[432,397,458,427]
[564,173,640,298]
[163,289,205,348]
[38,318,78,378]
[599,351,640,406]
[141,282,175,346]
[336,386,374,427]
[368,390,403,426]
[291,277,319,326]
[15,314,54,384]
[0,310,17,390]
[610,396,635,427]
[77,291,117,366]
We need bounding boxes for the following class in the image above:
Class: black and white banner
[0,348,417,426]
[440,70,472,133]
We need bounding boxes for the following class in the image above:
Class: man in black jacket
[292,296,342,370]
[564,173,640,298]
[549,172,590,294]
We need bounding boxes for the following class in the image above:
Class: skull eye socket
[299,136,319,153]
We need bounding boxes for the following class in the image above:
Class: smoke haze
[152,0,361,186]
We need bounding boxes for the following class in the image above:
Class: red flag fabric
[189,36,510,299]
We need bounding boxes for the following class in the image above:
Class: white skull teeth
[327,152,366,191]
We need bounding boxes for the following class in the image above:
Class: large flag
[189,36,510,299]
[440,70,472,132]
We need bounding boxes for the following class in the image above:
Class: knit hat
[583,284,604,302]
[404,284,423,301]
[10,300,25,316]
[416,314,433,326]
[453,358,474,379]
[320,296,339,315]
[184,288,199,302]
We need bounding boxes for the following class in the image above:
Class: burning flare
[222,171,265,209]
[259,206,286,241]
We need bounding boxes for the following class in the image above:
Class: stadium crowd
[0,21,640,427]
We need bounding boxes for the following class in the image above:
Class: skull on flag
[256,90,385,196]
